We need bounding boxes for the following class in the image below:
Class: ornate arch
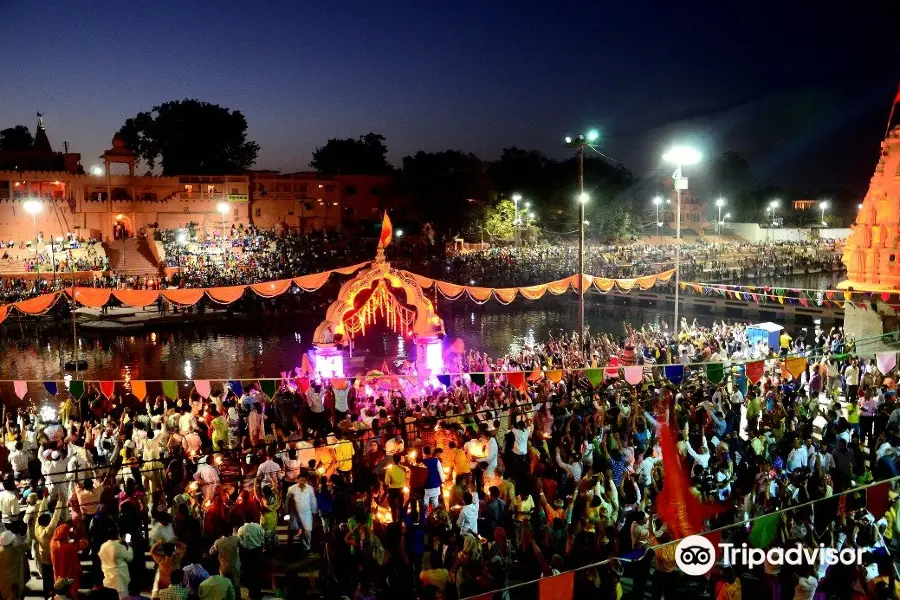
[312,261,444,344]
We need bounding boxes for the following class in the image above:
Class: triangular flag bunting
[43,381,57,396]
[68,380,85,400]
[585,368,604,387]
[99,381,115,398]
[14,380,27,400]
[469,372,486,386]
[260,379,277,398]
[162,380,179,399]
[664,365,684,384]
[194,380,211,399]
[706,363,725,384]
[745,361,764,385]
[131,380,148,401]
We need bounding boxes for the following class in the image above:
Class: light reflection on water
[0,274,840,381]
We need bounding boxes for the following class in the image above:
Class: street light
[653,196,663,238]
[91,165,103,176]
[715,197,726,234]
[512,194,522,248]
[23,199,42,225]
[819,201,829,226]
[858,203,864,210]
[565,129,600,357]
[662,145,701,334]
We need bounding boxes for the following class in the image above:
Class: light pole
[565,129,599,358]
[512,193,522,248]
[819,200,829,226]
[715,197,726,235]
[768,199,780,242]
[23,200,42,287]
[662,146,701,334]
[653,196,662,239]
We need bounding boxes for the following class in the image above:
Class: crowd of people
[0,319,898,600]
[0,225,844,309]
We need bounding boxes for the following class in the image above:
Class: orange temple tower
[841,124,900,289]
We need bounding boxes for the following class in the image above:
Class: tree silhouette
[117,100,259,174]
[310,133,392,174]
[0,125,34,151]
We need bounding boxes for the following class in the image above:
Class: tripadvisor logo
[674,535,864,576]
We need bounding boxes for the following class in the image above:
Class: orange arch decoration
[313,260,444,344]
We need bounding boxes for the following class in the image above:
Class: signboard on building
[228,194,249,202]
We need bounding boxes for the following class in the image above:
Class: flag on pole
[379,211,393,248]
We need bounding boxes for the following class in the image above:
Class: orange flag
[379,211,393,247]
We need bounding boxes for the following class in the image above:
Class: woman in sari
[50,523,89,598]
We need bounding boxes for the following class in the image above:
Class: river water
[0,273,842,382]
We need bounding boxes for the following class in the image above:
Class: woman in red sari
[50,523,88,597]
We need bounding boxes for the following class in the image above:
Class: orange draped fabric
[333,262,369,275]
[68,288,111,308]
[0,305,7,326]
[593,278,615,293]
[294,272,330,291]
[162,289,206,305]
[493,288,518,304]
[206,286,247,304]
[637,274,659,290]
[112,290,160,307]
[465,287,493,303]
[546,278,571,295]
[410,273,435,289]
[571,274,592,293]
[657,268,676,282]
[250,279,292,298]
[14,292,59,314]
[436,281,466,299]
[518,285,548,300]
[615,278,637,292]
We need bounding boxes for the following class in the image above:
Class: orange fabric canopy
[294,272,330,291]
[250,279,292,298]
[0,305,7,326]
[162,289,206,305]
[206,286,247,304]
[436,281,465,299]
[493,288,518,304]
[14,293,59,314]
[113,290,161,307]
[68,288,111,308]
[465,287,493,303]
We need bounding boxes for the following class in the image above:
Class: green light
[586,129,599,143]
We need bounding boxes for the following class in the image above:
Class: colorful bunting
[99,381,115,398]
[194,380,211,399]
[664,365,684,384]
[784,356,807,380]
[14,380,27,400]
[745,361,764,385]
[538,571,574,600]
[527,366,542,382]
[877,352,897,375]
[506,371,526,391]
[436,374,451,388]
[585,368,604,387]
[43,381,57,396]
[260,379,277,398]
[469,372,486,387]
[623,366,644,386]
[162,380,179,399]
[130,380,147,401]
[867,482,892,519]
[706,363,724,384]
[545,369,563,383]
[227,380,244,398]
[749,513,780,549]
[68,380,85,400]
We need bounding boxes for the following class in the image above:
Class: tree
[117,99,259,174]
[0,126,33,151]
[398,150,491,232]
[310,133,392,174]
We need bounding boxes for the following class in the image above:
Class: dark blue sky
[1,1,897,194]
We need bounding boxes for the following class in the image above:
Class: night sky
[1,1,897,195]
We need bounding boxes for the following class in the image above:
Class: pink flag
[623,366,644,386]
[877,352,897,375]
[13,380,27,400]
[194,380,211,398]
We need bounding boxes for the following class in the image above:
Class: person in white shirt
[333,385,350,421]
[8,442,28,479]
[384,433,405,457]
[256,451,283,485]
[787,439,808,472]
[456,490,479,535]
[480,430,498,477]
[295,440,317,470]
[178,408,196,436]
[684,433,710,469]
[285,473,318,550]
[194,456,220,501]
[98,532,134,596]
[0,476,20,524]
